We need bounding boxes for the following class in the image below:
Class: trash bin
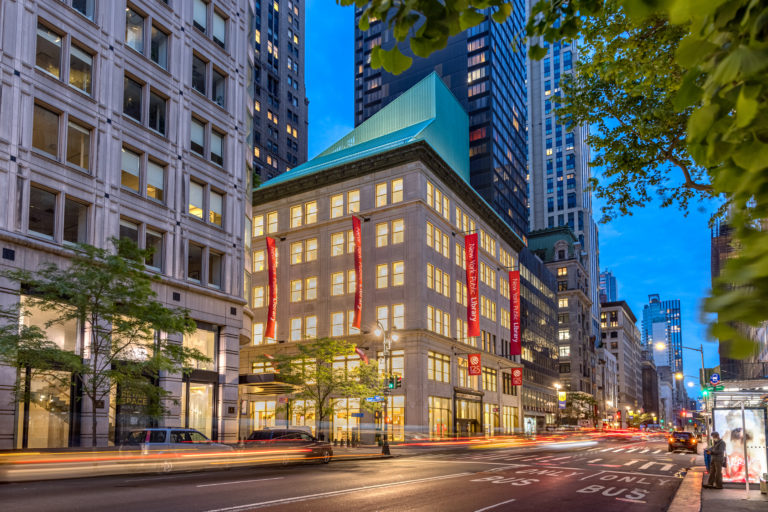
[760,473,767,494]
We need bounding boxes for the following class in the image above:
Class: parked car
[668,431,698,453]
[245,429,333,464]
[120,428,233,453]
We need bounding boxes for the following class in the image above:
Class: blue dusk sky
[303,2,721,396]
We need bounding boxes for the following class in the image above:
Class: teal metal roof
[258,72,470,189]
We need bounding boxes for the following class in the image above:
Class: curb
[668,466,704,512]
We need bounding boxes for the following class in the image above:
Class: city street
[0,436,696,512]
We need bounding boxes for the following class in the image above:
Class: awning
[238,373,298,396]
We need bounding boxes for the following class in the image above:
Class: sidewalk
[669,452,768,512]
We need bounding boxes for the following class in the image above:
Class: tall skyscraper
[353,3,529,238]
[252,0,308,182]
[642,294,683,373]
[0,0,251,449]
[527,37,601,340]
[599,270,617,303]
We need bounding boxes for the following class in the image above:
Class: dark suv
[668,431,698,453]
[245,429,333,464]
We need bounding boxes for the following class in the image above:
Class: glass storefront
[503,406,520,434]
[183,328,216,371]
[456,398,482,437]
[429,396,452,438]
[483,403,500,436]
[182,382,214,439]
[17,372,72,449]
[385,395,404,442]
[291,399,316,435]
[251,400,276,430]
[332,398,360,443]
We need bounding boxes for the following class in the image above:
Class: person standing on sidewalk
[704,431,726,489]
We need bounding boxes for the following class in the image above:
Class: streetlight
[554,383,562,428]
[655,342,710,439]
[374,321,397,455]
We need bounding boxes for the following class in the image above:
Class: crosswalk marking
[625,448,638,453]
[639,449,650,453]
[612,448,625,453]
[587,459,602,463]
[653,449,662,454]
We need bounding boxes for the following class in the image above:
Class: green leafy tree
[526,1,768,356]
[261,338,382,439]
[0,238,208,447]
[563,391,598,427]
[336,0,514,74]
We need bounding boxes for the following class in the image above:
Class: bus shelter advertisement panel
[713,408,767,484]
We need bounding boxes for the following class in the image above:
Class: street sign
[365,396,386,403]
[710,373,721,385]
[351,412,364,418]
[714,385,724,391]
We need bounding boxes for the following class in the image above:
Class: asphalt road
[0,437,698,512]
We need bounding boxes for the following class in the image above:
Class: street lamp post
[374,321,398,456]
[655,342,710,439]
[554,383,562,428]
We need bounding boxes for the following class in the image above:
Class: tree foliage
[563,391,598,427]
[0,239,207,446]
[336,0,514,74]
[261,338,382,439]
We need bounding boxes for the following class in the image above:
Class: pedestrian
[703,431,726,489]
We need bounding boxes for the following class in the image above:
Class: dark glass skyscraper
[353,4,529,238]
[642,294,683,373]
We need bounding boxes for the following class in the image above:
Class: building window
[376,264,388,289]
[252,286,265,308]
[557,267,567,276]
[375,182,387,207]
[252,323,265,345]
[427,351,450,383]
[331,272,344,296]
[558,329,570,341]
[124,6,169,69]
[194,0,227,49]
[558,298,568,308]
[267,211,278,233]
[330,194,343,218]
[391,178,404,203]
[331,312,344,337]
[187,242,223,288]
[33,104,92,171]
[66,121,91,171]
[150,25,168,69]
[121,147,165,202]
[558,345,570,357]
[37,22,93,96]
[123,76,167,136]
[392,261,404,286]
[192,53,227,108]
[28,186,57,240]
[188,180,225,227]
[192,54,206,94]
[191,118,205,155]
[376,305,389,331]
[376,222,388,247]
[32,104,60,157]
[482,368,497,392]
[393,304,404,330]
[253,250,265,272]
[190,116,226,166]
[347,190,360,214]
[305,277,318,300]
[330,231,355,256]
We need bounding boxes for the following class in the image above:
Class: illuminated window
[376,222,388,247]
[428,351,450,383]
[557,267,567,276]
[252,322,264,345]
[330,194,343,218]
[304,201,317,224]
[305,315,317,338]
[253,215,264,236]
[347,311,360,335]
[305,238,317,261]
[559,345,570,357]
[393,304,404,330]
[426,222,434,248]
[267,211,278,233]
[559,298,568,308]
[375,183,387,207]
[331,272,344,296]
[558,329,570,341]
[290,241,303,264]
[331,312,344,337]
[347,230,355,253]
[376,305,389,331]
[331,232,344,256]
[376,264,388,289]
[392,261,404,286]
[290,318,302,341]
[347,190,360,213]
[252,286,264,308]
[290,280,302,302]
[391,178,403,203]
[392,219,404,244]
[253,250,265,271]
[305,277,317,300]
[347,270,356,294]
[290,205,302,228]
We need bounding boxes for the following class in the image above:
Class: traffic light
[702,388,710,398]
[387,376,395,389]
[395,376,402,389]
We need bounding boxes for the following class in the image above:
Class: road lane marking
[617,498,647,504]
[587,459,602,463]
[473,498,517,512]
[204,473,474,512]
[623,460,640,466]
[196,477,284,488]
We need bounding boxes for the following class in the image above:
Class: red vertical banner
[465,233,480,336]
[510,270,521,356]
[265,237,278,339]
[511,367,523,386]
[352,217,363,330]
[468,354,482,376]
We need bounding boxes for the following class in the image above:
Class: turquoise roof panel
[258,72,469,190]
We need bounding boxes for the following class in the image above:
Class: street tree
[563,391,598,427]
[0,238,208,447]
[260,338,382,440]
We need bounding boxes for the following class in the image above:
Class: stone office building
[0,0,251,448]
[241,74,525,441]
[601,301,643,420]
